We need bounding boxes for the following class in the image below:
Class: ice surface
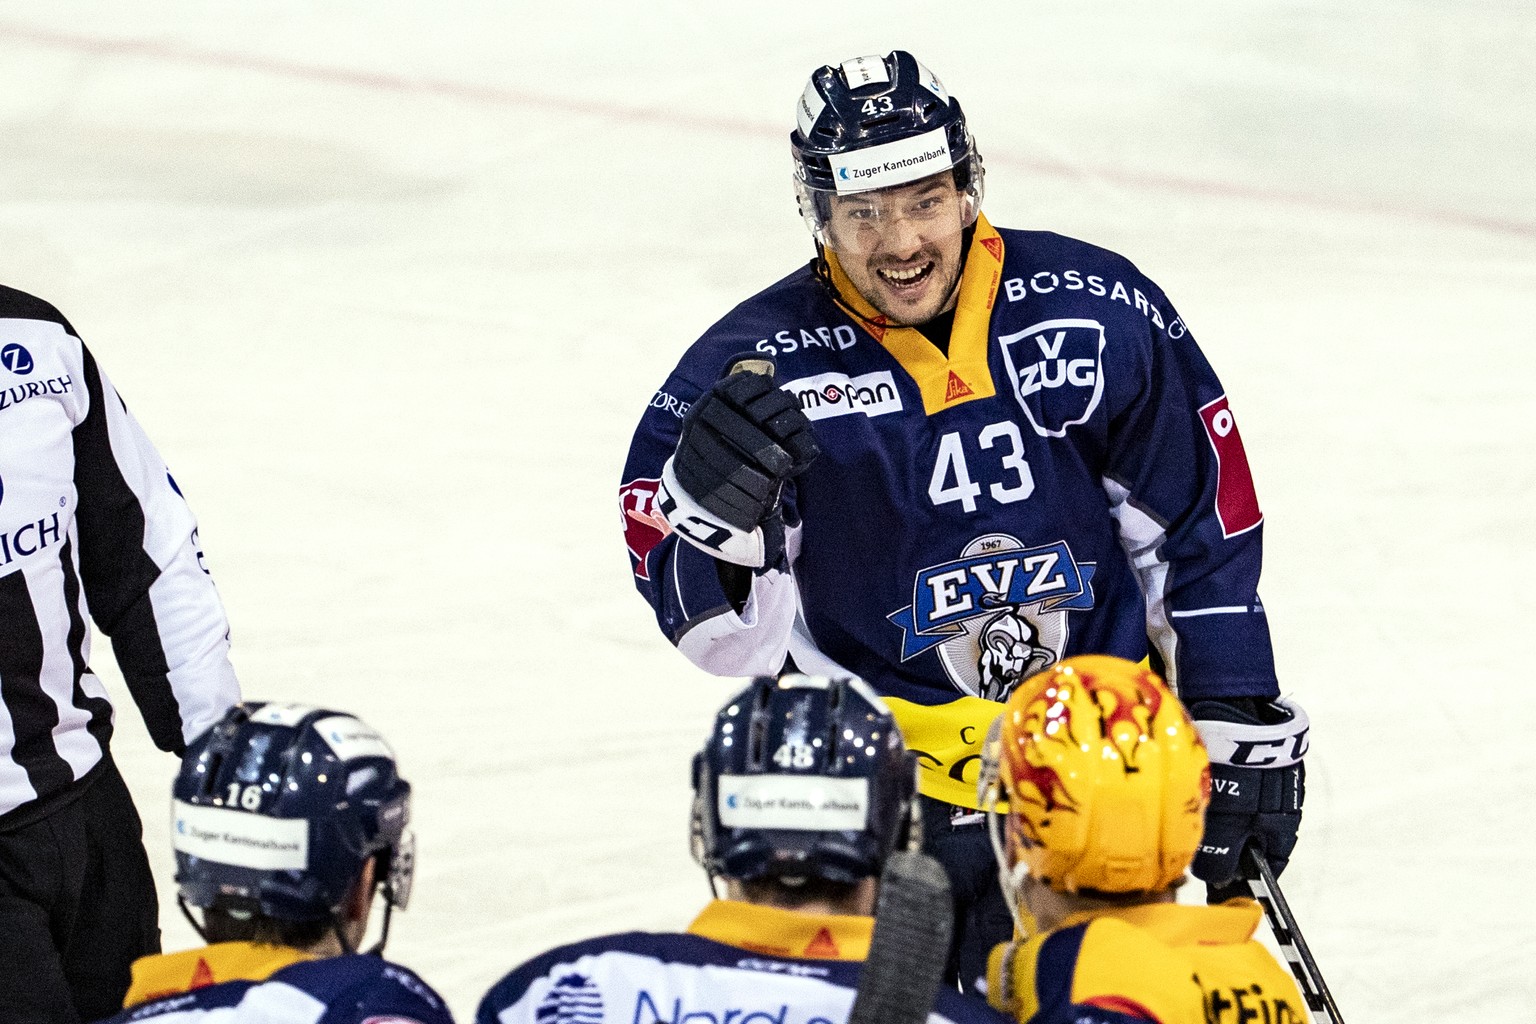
[2,2,1532,1019]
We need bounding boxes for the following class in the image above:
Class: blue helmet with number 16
[791,51,984,245]
[172,702,414,941]
[692,674,916,885]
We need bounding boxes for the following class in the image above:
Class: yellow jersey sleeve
[987,910,1308,1024]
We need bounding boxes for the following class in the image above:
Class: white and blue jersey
[478,900,1007,1024]
[620,215,1276,808]
[96,942,454,1024]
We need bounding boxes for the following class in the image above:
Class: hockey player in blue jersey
[94,702,453,1024]
[619,50,1309,988]
[478,674,1007,1024]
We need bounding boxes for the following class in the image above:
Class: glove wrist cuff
[659,457,767,568]
[1196,697,1310,768]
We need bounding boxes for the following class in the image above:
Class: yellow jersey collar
[1061,897,1265,947]
[687,899,873,961]
[824,213,1005,415]
[123,941,315,1008]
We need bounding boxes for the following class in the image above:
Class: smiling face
[823,172,968,326]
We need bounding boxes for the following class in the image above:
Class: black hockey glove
[1190,696,1308,903]
[658,360,820,568]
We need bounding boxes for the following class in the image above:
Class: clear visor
[795,160,983,257]
[386,829,416,910]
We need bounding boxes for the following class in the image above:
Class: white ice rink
[3,2,1533,1019]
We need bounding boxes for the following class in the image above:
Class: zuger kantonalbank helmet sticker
[887,534,1095,702]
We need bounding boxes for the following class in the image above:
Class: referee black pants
[0,758,160,1024]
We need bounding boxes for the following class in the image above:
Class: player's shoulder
[1040,912,1185,970]
[931,985,1014,1024]
[477,928,869,1024]
[711,260,826,331]
[94,982,255,1023]
[1037,917,1195,1022]
[995,227,1165,290]
[478,930,726,1009]
[267,953,454,1024]
[669,261,837,383]
[0,284,75,330]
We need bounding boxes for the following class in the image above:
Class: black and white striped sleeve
[68,338,240,754]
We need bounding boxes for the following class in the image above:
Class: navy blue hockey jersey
[620,215,1277,808]
[477,899,1008,1024]
[97,942,454,1024]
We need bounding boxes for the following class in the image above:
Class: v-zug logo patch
[888,534,1096,701]
[997,318,1106,437]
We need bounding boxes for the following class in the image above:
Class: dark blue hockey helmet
[791,51,984,246]
[172,702,414,929]
[692,674,916,885]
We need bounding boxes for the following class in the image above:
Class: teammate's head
[791,51,984,325]
[980,656,1209,911]
[692,674,915,910]
[172,702,414,955]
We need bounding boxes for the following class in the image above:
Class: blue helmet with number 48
[172,702,414,927]
[692,674,916,885]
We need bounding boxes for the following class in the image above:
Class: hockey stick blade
[848,850,953,1024]
[1245,848,1345,1024]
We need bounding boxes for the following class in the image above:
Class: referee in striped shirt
[0,285,240,1023]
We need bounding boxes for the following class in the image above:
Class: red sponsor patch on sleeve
[619,477,671,580]
[1198,396,1263,538]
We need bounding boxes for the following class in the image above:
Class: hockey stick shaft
[1246,848,1345,1024]
[848,849,953,1024]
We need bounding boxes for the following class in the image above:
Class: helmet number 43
[861,97,894,115]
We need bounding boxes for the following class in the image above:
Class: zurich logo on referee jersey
[997,319,1105,438]
[1,343,34,375]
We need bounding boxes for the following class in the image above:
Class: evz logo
[887,534,1095,701]
[1,344,34,375]
[997,319,1105,437]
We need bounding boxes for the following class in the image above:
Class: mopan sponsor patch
[172,800,308,871]
[781,370,902,421]
[718,774,869,831]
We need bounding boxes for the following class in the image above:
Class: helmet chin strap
[178,897,210,943]
[687,792,723,900]
[357,880,398,957]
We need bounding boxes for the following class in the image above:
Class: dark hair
[201,906,332,949]
[738,875,863,911]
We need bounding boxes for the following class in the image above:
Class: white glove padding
[658,456,779,569]
[1195,696,1310,767]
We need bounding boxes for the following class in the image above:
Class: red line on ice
[8,21,1535,242]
